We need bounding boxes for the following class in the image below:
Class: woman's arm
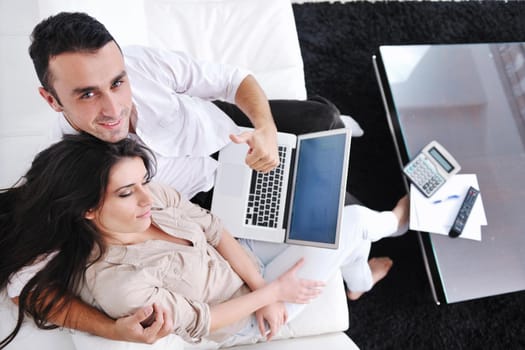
[208,258,322,332]
[11,296,172,343]
[214,229,291,339]
[79,252,321,341]
[215,229,266,291]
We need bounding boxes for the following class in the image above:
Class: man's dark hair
[28,12,118,103]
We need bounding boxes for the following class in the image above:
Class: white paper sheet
[409,174,487,240]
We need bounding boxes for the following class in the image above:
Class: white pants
[240,204,403,322]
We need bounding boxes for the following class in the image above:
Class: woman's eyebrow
[114,183,134,193]
[114,173,148,193]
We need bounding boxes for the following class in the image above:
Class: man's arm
[230,75,279,173]
[11,296,172,344]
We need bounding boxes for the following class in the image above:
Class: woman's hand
[252,258,323,340]
[209,258,324,335]
[274,258,325,304]
[255,302,287,341]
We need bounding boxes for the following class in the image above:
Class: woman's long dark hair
[0,133,155,348]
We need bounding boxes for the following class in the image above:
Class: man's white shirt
[54,45,247,199]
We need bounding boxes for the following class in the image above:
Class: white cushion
[37,0,150,47]
[72,332,184,350]
[143,0,307,100]
[231,333,358,350]
[0,5,57,188]
[0,290,75,350]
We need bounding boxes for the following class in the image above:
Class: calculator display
[429,147,454,173]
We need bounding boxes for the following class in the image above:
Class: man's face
[40,41,133,143]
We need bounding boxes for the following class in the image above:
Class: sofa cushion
[37,0,150,47]
[143,0,307,100]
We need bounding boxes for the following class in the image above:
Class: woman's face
[85,156,153,244]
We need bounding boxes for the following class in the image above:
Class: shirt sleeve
[84,265,211,343]
[124,45,242,159]
[124,45,251,103]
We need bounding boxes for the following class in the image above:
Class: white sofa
[0,0,359,349]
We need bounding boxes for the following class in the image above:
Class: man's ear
[38,87,63,112]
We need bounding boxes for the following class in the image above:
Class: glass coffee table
[373,43,525,304]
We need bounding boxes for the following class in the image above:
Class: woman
[0,134,408,347]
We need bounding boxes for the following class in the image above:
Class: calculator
[403,140,461,198]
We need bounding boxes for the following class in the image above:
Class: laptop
[211,127,351,249]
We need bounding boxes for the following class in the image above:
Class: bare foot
[346,257,393,300]
[392,194,409,231]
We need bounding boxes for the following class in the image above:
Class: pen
[432,194,460,204]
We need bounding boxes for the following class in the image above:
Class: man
[7,11,345,344]
[33,12,344,205]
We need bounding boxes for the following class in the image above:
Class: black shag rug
[292,2,525,349]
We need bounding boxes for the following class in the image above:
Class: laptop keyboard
[245,146,287,228]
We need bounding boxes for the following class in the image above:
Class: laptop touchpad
[215,163,248,196]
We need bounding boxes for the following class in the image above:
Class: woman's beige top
[80,182,256,343]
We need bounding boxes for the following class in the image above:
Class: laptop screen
[287,132,348,245]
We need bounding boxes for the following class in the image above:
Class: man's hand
[255,302,287,341]
[230,127,279,173]
[114,303,173,344]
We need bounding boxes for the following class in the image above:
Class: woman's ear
[84,209,95,220]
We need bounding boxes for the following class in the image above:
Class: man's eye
[80,91,95,99]
[112,80,123,88]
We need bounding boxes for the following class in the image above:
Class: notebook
[211,127,351,249]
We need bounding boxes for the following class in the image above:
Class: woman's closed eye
[117,181,150,198]
[118,190,132,198]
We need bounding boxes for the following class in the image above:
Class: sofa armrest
[281,270,349,338]
[232,333,358,350]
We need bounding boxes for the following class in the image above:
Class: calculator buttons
[403,140,461,198]
[404,156,446,197]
